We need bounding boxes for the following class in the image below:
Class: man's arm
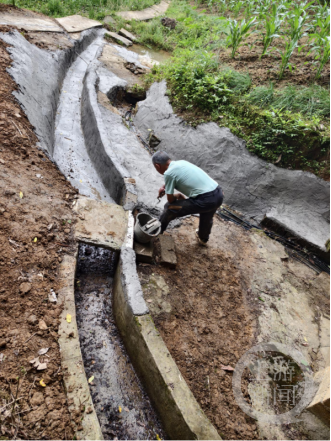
[167,193,185,203]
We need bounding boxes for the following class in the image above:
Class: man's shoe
[195,229,208,246]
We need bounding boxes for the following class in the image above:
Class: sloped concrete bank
[134,81,330,259]
[113,246,221,440]
[81,65,137,208]
[1,28,100,155]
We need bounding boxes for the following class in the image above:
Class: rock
[161,17,177,29]
[119,28,137,42]
[27,315,38,325]
[148,132,161,150]
[159,235,177,268]
[19,282,32,294]
[134,241,154,264]
[105,31,132,47]
[38,320,48,330]
[124,62,146,75]
[104,15,116,25]
[30,392,44,407]
[64,228,70,234]
[0,339,6,348]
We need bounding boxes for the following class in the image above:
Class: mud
[75,245,166,440]
[0,32,76,440]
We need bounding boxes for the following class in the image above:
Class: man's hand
[174,192,186,200]
[158,185,165,198]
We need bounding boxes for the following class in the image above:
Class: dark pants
[159,186,223,242]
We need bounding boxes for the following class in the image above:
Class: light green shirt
[164,160,218,198]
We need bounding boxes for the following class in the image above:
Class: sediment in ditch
[75,244,166,440]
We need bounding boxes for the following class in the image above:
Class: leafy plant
[277,12,307,79]
[260,4,284,57]
[226,17,257,58]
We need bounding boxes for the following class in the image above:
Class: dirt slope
[0,32,77,440]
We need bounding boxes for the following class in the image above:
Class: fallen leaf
[304,337,307,342]
[19,191,23,199]
[66,314,72,323]
[0,159,5,164]
[147,299,153,303]
[274,154,282,164]
[39,379,46,387]
[88,375,94,384]
[38,348,49,356]
[29,357,40,367]
[118,406,122,413]
[124,407,129,412]
[33,237,38,243]
[156,435,161,441]
[258,297,265,302]
[37,363,47,371]
[220,364,235,372]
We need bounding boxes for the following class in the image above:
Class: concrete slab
[307,366,330,425]
[159,235,177,268]
[117,0,170,21]
[119,28,137,42]
[0,11,64,32]
[55,15,102,33]
[73,196,128,250]
[134,240,154,263]
[106,31,132,47]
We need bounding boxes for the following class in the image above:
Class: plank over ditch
[73,196,128,250]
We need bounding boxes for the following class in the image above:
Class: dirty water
[75,244,166,440]
[112,42,171,66]
[130,44,171,64]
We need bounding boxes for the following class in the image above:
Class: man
[152,151,223,246]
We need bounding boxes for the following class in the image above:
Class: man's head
[152,151,171,175]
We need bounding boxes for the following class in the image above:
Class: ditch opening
[108,85,146,108]
[75,244,166,440]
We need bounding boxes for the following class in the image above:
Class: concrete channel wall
[81,66,137,208]
[113,246,221,440]
[0,28,100,155]
[134,81,330,259]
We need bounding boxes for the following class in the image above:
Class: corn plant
[309,36,330,79]
[276,10,308,79]
[260,4,284,57]
[226,17,257,58]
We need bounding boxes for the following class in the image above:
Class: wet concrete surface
[53,33,114,203]
[75,244,166,440]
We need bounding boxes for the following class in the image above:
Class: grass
[247,83,330,117]
[0,0,161,18]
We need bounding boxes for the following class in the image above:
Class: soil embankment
[0,34,77,439]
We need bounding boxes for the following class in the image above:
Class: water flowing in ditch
[75,244,166,440]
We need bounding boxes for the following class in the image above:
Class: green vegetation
[132,0,329,176]
[0,0,161,19]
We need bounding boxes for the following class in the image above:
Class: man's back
[164,160,218,198]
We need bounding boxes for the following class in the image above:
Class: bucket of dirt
[134,213,161,244]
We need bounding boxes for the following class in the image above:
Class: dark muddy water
[75,244,166,440]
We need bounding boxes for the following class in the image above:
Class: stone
[159,235,177,268]
[38,320,48,330]
[55,15,102,33]
[27,315,38,325]
[134,241,154,264]
[161,17,177,29]
[30,392,44,407]
[105,32,132,47]
[73,196,128,251]
[104,15,116,25]
[307,366,330,425]
[0,11,63,32]
[117,0,170,21]
[19,282,31,294]
[119,28,137,42]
